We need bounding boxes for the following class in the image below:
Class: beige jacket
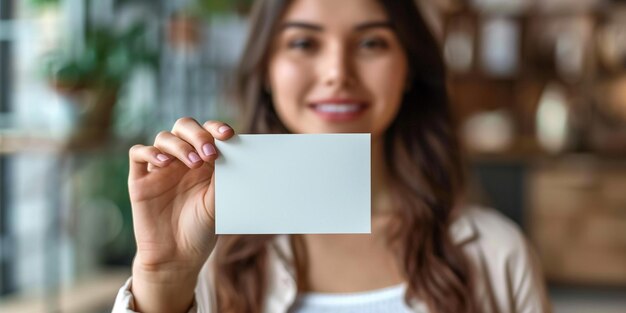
[113,206,552,313]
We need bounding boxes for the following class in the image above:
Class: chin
[297,121,370,134]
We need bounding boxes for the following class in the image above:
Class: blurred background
[0,0,624,312]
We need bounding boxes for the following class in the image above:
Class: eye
[359,37,388,50]
[288,38,318,51]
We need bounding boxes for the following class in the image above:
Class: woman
[113,0,552,312]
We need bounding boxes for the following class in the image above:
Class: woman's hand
[127,118,234,313]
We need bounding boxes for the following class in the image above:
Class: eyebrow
[280,20,392,32]
[355,21,393,31]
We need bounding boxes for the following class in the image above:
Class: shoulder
[453,205,538,275]
[456,205,528,253]
[456,207,553,312]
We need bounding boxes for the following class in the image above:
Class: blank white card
[214,134,371,234]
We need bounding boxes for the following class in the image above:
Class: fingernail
[203,143,216,156]
[156,154,169,162]
[218,125,231,134]
[188,152,201,163]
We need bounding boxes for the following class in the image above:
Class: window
[0,0,15,296]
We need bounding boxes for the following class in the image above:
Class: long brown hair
[214,0,476,312]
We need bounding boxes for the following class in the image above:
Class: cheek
[269,58,311,109]
[268,57,315,132]
[362,56,407,132]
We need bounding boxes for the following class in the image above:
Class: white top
[288,283,420,313]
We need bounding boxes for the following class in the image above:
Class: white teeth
[315,104,361,113]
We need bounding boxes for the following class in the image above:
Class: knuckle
[193,130,212,141]
[175,140,193,152]
[129,144,143,156]
[175,117,195,127]
[203,120,219,129]
[155,131,169,141]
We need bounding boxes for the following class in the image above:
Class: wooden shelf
[0,268,131,313]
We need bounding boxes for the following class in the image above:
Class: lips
[309,98,368,122]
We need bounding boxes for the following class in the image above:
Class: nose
[321,45,355,88]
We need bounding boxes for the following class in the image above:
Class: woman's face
[268,0,408,137]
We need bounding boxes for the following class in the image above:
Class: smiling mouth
[312,103,364,113]
[308,100,369,122]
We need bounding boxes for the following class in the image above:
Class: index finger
[202,120,235,141]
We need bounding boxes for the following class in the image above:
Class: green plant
[192,0,254,17]
[29,0,59,8]
[81,154,136,265]
[44,23,158,90]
